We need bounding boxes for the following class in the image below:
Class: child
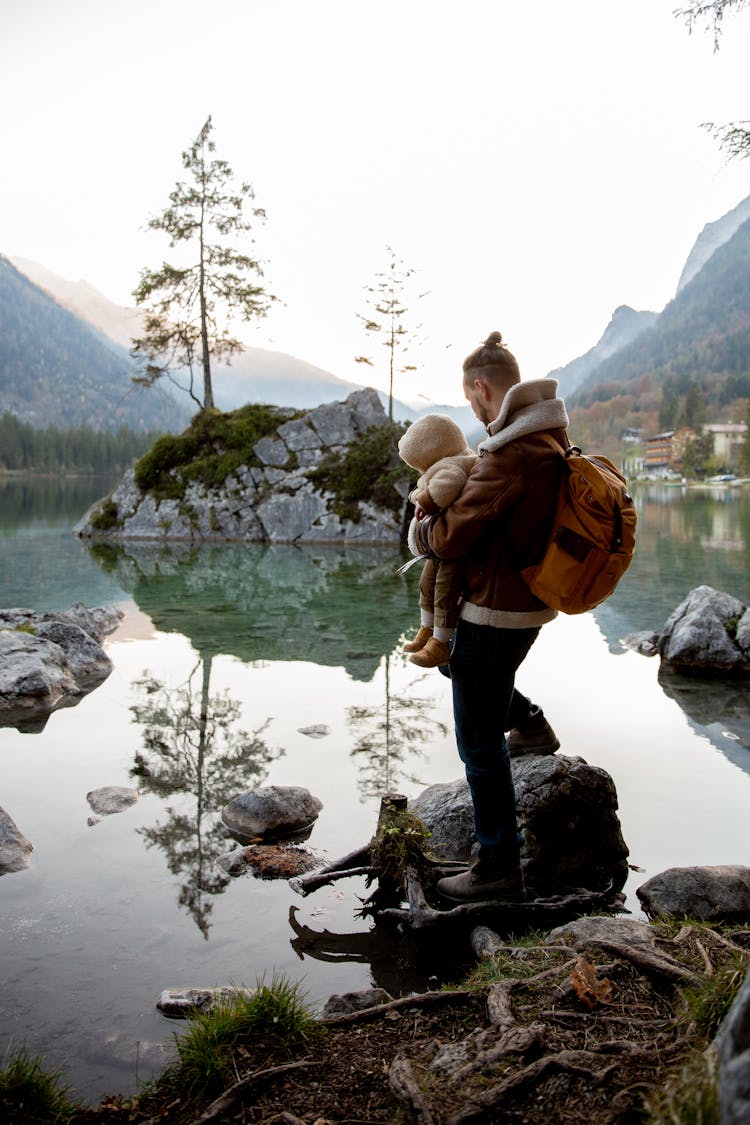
[398,414,477,667]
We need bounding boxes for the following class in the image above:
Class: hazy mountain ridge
[676,194,750,294]
[7,256,477,436]
[0,256,189,433]
[549,193,750,406]
[548,305,658,397]
[570,215,750,404]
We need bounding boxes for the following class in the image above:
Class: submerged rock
[86,786,139,817]
[216,843,321,879]
[156,986,255,1019]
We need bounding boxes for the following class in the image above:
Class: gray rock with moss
[0,805,33,874]
[0,604,122,727]
[411,754,630,894]
[75,388,410,544]
[623,585,750,676]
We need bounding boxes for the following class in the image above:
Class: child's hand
[414,504,427,521]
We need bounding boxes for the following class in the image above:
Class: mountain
[9,256,477,436]
[676,193,750,294]
[548,193,750,417]
[549,305,658,397]
[0,256,190,433]
[570,214,750,406]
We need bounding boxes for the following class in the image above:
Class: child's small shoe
[403,625,433,652]
[409,637,451,668]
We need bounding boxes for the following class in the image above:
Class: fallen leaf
[571,956,613,1009]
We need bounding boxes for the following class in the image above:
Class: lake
[1,475,749,1103]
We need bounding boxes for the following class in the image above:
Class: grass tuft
[644,1047,720,1125]
[677,952,748,1039]
[0,1043,79,1123]
[169,975,319,1100]
[134,404,294,501]
[462,929,565,991]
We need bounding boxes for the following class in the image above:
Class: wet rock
[222,785,323,841]
[637,865,750,922]
[157,986,255,1018]
[0,629,79,718]
[86,786,139,817]
[33,619,112,686]
[0,604,121,726]
[321,988,393,1018]
[412,754,629,893]
[621,630,659,656]
[298,724,331,739]
[0,805,33,874]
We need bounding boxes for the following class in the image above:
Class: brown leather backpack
[521,434,637,614]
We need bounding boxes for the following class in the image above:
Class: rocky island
[74,389,412,544]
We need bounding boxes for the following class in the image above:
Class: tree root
[192,1060,316,1123]
[388,1055,437,1125]
[672,922,750,958]
[449,1022,547,1083]
[485,957,580,1029]
[583,940,702,985]
[448,1049,618,1124]
[447,1038,683,1125]
[320,988,474,1026]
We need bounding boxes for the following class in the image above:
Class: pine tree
[355,246,423,422]
[131,117,276,411]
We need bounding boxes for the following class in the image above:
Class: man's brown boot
[506,711,560,757]
[403,625,433,653]
[409,637,451,668]
[437,858,525,903]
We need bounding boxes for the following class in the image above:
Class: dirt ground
[62,918,749,1125]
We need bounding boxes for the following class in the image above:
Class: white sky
[2,0,749,406]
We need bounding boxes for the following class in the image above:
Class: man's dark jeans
[449,618,540,864]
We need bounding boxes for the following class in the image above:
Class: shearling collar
[477,378,569,454]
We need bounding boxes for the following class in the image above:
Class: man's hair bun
[483,331,503,347]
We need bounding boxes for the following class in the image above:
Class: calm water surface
[1,476,749,1102]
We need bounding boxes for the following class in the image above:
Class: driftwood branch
[193,1059,316,1123]
[290,845,372,895]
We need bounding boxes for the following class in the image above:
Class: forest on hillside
[0,413,163,474]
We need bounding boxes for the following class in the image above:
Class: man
[414,330,569,902]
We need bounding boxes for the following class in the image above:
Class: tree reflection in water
[129,656,280,937]
[348,655,449,800]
